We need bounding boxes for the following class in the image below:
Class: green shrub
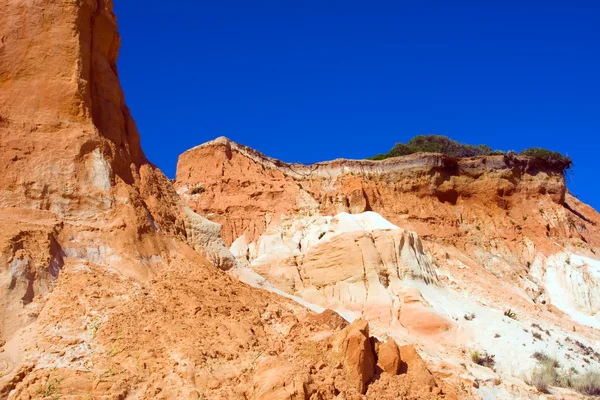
[369,154,388,160]
[532,352,559,368]
[572,371,600,396]
[368,135,572,173]
[520,147,572,170]
[38,368,63,399]
[528,352,600,396]
[368,135,498,161]
[530,360,559,393]
[191,184,205,195]
[318,231,326,240]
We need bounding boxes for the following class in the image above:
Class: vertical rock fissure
[354,238,369,313]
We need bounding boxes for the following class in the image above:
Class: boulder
[376,339,401,375]
[335,319,375,394]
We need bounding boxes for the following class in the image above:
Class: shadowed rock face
[0,0,186,248]
[1,0,153,210]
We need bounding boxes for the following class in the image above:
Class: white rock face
[230,211,600,394]
[184,207,237,271]
[232,212,451,335]
[87,149,112,192]
[545,253,600,328]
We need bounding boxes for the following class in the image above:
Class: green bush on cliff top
[368,135,572,171]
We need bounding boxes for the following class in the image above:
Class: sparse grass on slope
[528,352,600,396]
[471,350,495,369]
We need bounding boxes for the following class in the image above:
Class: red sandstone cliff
[176,137,600,312]
[176,137,600,399]
[0,2,456,399]
[0,0,597,397]
[176,137,597,254]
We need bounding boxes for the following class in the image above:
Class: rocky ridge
[176,136,575,246]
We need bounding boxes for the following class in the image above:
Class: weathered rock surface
[177,137,600,329]
[177,137,600,330]
[183,207,237,271]
[177,136,600,399]
[398,344,437,388]
[376,339,402,375]
[366,345,441,400]
[229,211,455,338]
[0,2,461,399]
[3,0,599,397]
[334,319,376,394]
[252,356,309,400]
[177,136,576,248]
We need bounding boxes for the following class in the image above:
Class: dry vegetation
[528,352,600,396]
[471,350,496,369]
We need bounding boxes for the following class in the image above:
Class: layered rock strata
[177,136,600,399]
[0,2,457,399]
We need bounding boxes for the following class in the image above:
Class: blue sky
[115,1,599,209]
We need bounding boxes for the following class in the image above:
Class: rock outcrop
[183,207,237,271]
[335,319,376,394]
[177,137,600,325]
[176,136,576,247]
[2,0,598,397]
[375,339,402,375]
[229,211,454,337]
[176,137,600,332]
[177,136,600,399]
[0,0,186,305]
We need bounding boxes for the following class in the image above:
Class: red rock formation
[2,0,596,397]
[375,339,402,375]
[176,137,597,256]
[177,137,600,399]
[334,319,376,394]
[367,345,442,400]
[176,136,600,331]
[1,2,464,399]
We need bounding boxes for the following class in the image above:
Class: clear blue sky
[115,1,599,209]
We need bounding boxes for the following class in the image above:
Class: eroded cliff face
[176,137,585,247]
[0,0,185,273]
[0,0,184,352]
[176,138,600,312]
[177,136,600,398]
[1,1,166,211]
[0,2,459,399]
